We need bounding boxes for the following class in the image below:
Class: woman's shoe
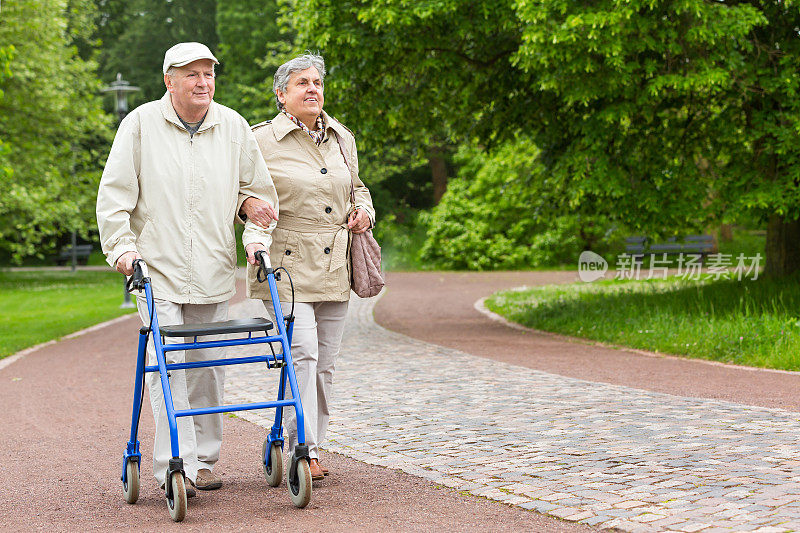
[309,458,325,480]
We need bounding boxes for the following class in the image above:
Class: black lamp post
[102,73,140,309]
[102,73,140,123]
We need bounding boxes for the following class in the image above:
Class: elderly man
[96,42,278,496]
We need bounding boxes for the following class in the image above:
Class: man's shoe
[161,477,196,498]
[186,478,197,498]
[195,468,222,490]
[309,458,325,481]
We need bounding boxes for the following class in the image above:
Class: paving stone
[565,510,595,521]
[581,514,613,526]
[669,522,713,533]
[634,513,668,523]
[526,500,560,513]
[615,500,649,509]
[549,507,583,519]
[628,526,662,533]
[224,295,800,531]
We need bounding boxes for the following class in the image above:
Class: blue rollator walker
[120,252,310,522]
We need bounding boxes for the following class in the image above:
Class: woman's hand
[241,197,278,229]
[347,208,371,234]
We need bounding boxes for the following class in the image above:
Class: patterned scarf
[281,110,326,145]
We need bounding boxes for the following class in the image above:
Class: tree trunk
[764,215,800,277]
[719,224,733,242]
[429,149,448,205]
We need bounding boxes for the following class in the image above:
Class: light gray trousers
[264,300,349,460]
[137,297,228,486]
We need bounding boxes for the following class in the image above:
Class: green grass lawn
[0,270,138,358]
[486,274,800,371]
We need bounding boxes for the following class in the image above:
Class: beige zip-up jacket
[97,92,278,304]
[246,111,374,303]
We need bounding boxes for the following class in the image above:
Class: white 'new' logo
[578,251,608,282]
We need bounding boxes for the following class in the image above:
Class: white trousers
[264,300,349,459]
[137,297,228,485]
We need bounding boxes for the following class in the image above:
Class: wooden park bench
[624,234,715,264]
[55,244,93,266]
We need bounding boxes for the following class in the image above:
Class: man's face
[277,67,324,126]
[165,59,216,115]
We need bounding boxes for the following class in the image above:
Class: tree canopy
[214,0,291,122]
[97,0,218,103]
[514,0,800,276]
[3,0,800,274]
[0,45,13,184]
[289,0,800,275]
[0,0,112,260]
[289,0,524,189]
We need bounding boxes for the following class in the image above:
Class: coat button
[325,206,332,214]
[285,250,292,255]
[324,247,331,254]
[320,168,327,174]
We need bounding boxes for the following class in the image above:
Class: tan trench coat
[97,92,278,304]
[246,111,374,302]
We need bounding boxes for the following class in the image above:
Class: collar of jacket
[159,91,220,133]
[271,110,350,142]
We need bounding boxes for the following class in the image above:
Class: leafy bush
[420,140,614,270]
[372,210,429,271]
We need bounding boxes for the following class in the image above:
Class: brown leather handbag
[333,130,385,298]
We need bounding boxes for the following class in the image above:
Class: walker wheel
[262,439,283,487]
[122,459,140,504]
[288,457,312,508]
[166,472,187,522]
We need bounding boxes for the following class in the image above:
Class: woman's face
[277,67,324,126]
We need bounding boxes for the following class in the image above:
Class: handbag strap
[332,129,357,207]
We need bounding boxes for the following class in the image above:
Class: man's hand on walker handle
[116,251,142,276]
[348,208,370,234]
[241,197,278,229]
[245,243,268,266]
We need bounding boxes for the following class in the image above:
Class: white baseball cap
[162,42,219,74]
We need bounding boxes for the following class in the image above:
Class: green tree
[288,0,524,203]
[98,0,218,103]
[0,0,113,262]
[0,45,14,184]
[512,0,800,276]
[291,0,800,276]
[92,0,132,67]
[215,0,293,122]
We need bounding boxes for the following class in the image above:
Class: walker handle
[126,259,148,292]
[254,250,271,283]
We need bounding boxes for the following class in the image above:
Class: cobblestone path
[225,295,800,532]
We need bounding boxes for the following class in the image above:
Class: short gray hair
[273,54,326,110]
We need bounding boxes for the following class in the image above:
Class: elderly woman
[241,54,374,481]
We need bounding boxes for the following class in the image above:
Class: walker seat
[160,317,273,337]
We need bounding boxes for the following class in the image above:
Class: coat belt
[276,215,349,272]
